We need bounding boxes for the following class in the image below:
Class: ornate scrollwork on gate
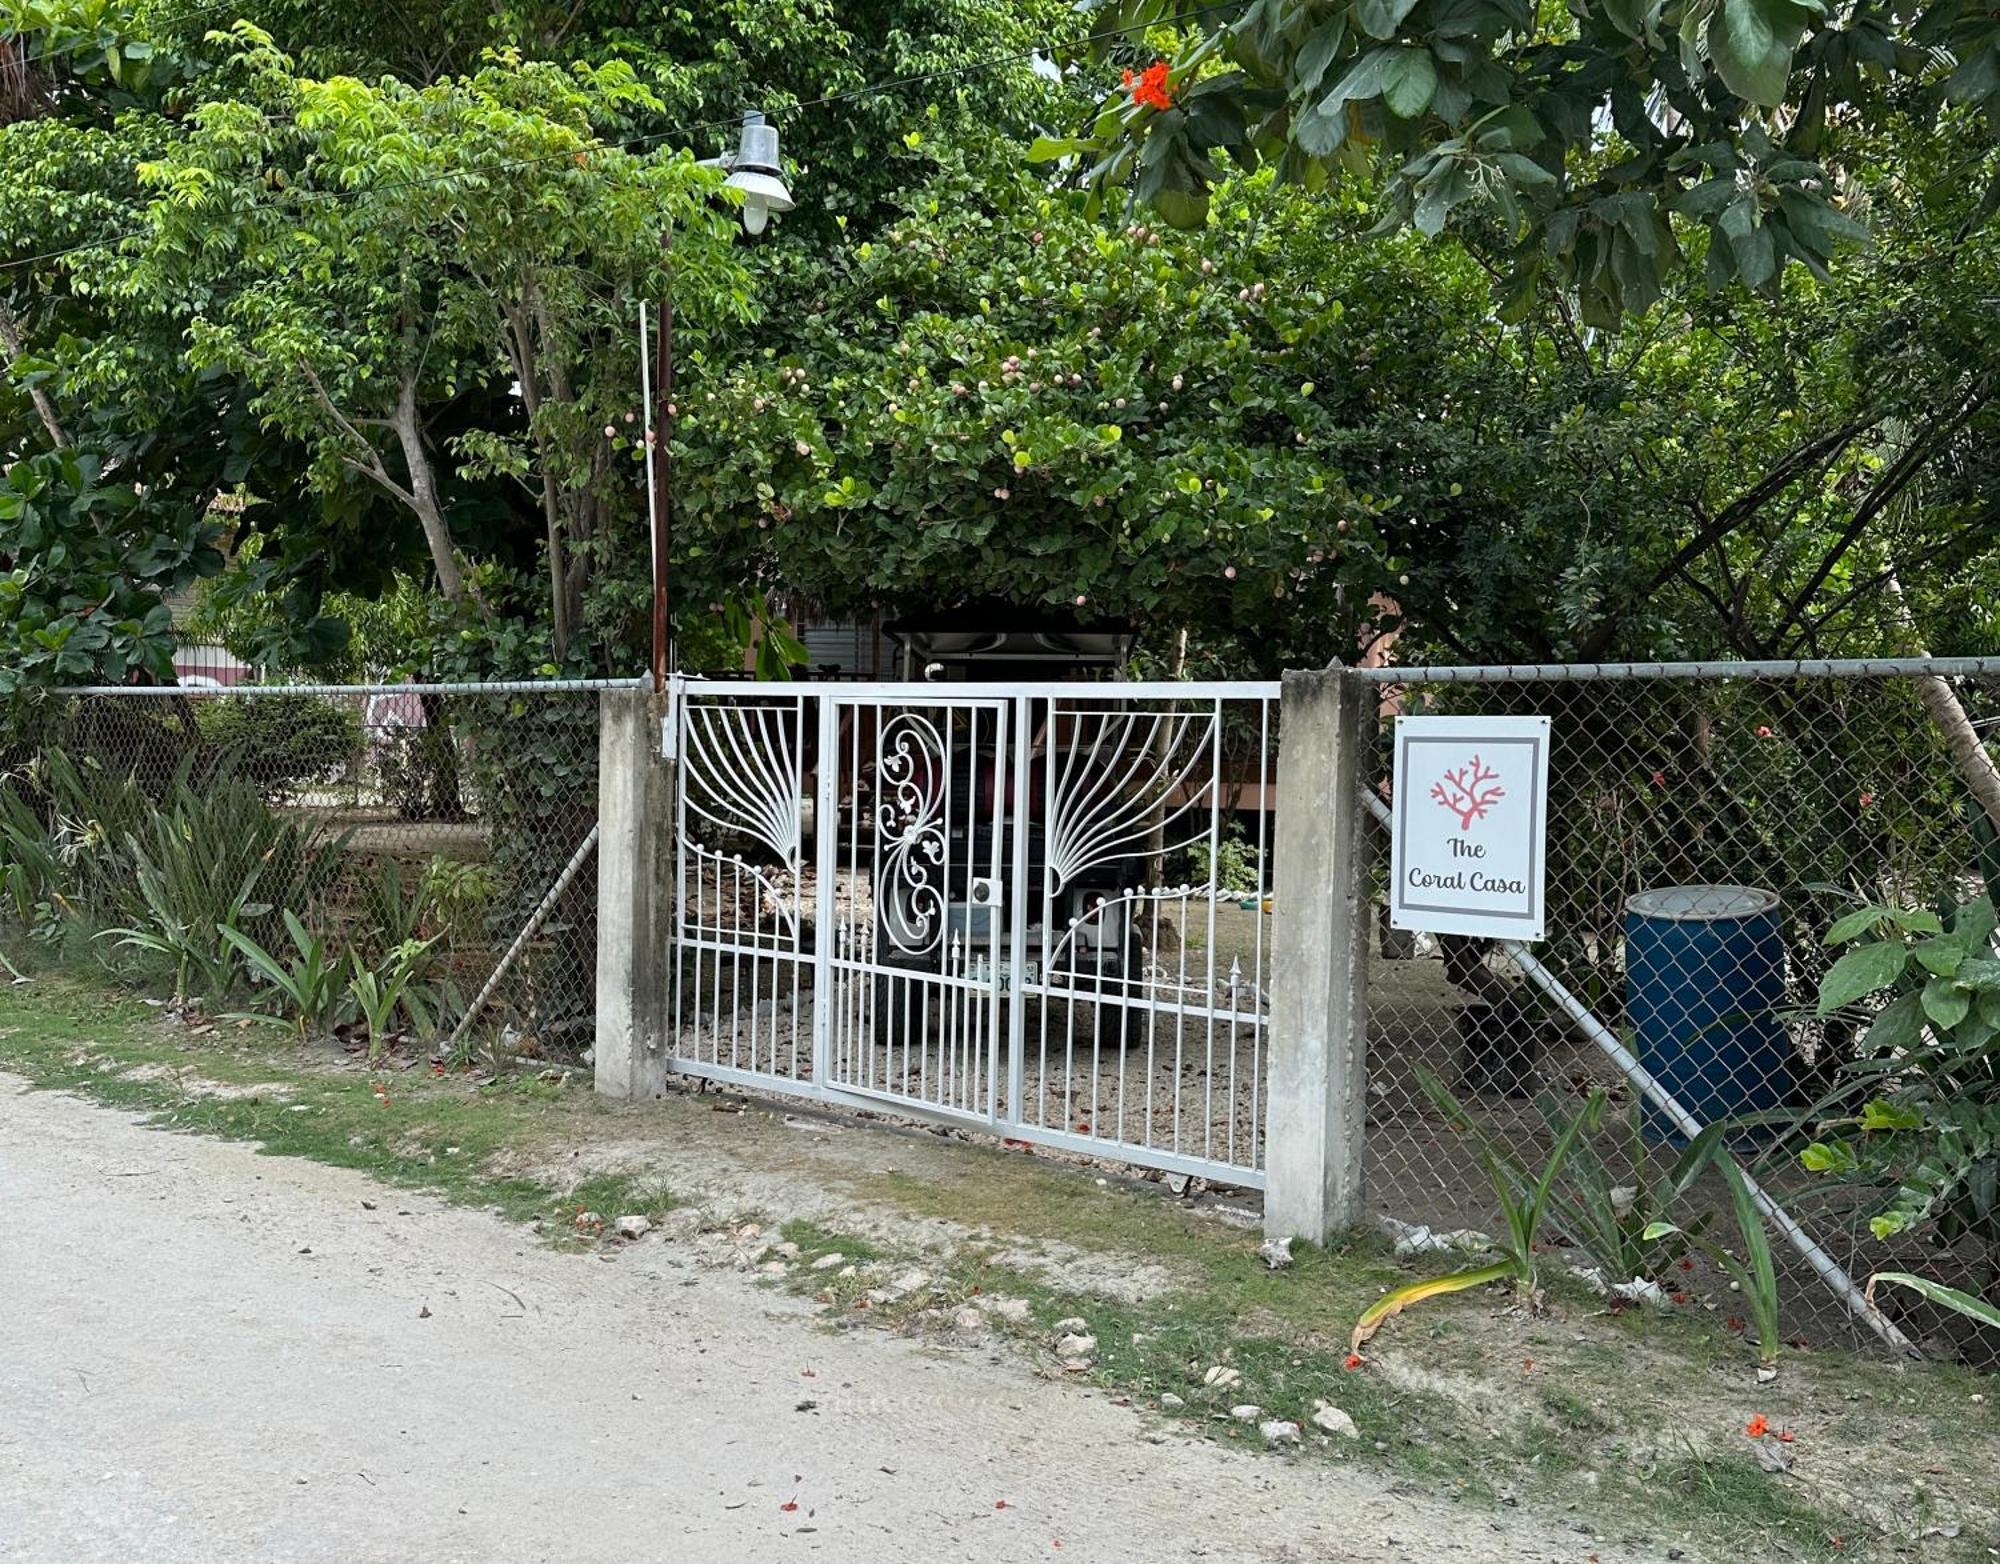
[875,712,947,954]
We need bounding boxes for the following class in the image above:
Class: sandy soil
[0,1076,1636,1564]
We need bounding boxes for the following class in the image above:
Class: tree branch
[1767,387,1988,642]
[1575,415,1878,660]
[0,297,70,448]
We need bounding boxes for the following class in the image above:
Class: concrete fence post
[1264,664,1372,1243]
[594,685,673,1100]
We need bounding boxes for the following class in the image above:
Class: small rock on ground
[952,1307,986,1336]
[887,1269,931,1298]
[810,1253,846,1271]
[978,1296,1032,1324]
[613,1215,652,1241]
[1055,1333,1097,1359]
[1229,1405,1262,1423]
[1260,1420,1301,1447]
[1311,1402,1360,1439]
[1052,1316,1088,1334]
[1159,1393,1185,1411]
[1203,1366,1242,1390]
[1258,1236,1293,1270]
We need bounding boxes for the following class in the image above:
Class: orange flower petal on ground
[1745,1413,1769,1438]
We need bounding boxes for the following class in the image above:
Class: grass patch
[0,974,669,1236]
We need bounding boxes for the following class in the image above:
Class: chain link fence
[0,679,621,1068]
[1351,659,2000,1365]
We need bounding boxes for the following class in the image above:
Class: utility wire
[0,0,1240,275]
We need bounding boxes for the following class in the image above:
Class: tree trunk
[1885,570,2000,837]
[389,371,466,603]
[0,298,70,449]
[500,294,572,659]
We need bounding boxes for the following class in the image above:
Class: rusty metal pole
[649,229,675,692]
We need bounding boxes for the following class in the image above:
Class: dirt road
[0,1079,1632,1564]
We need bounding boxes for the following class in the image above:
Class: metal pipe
[669,678,1283,700]
[1357,787,1919,1358]
[650,229,675,694]
[1352,655,2000,685]
[442,823,601,1061]
[49,677,650,698]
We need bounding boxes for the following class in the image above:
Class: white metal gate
[666,679,1279,1187]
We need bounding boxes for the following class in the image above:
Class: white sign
[1390,715,1550,941]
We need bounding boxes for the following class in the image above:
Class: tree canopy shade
[1056,0,2000,323]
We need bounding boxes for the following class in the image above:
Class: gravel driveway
[0,1077,1633,1564]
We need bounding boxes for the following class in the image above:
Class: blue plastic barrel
[1625,885,1791,1143]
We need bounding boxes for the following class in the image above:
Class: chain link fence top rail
[0,679,634,1069]
[1350,657,2000,1365]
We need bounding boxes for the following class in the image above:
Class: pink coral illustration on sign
[1431,754,1504,831]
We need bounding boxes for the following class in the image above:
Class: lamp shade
[724,111,793,234]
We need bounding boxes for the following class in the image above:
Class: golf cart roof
[884,609,1135,667]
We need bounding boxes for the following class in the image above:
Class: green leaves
[1804,895,2000,1258]
[1867,1271,2000,1334]
[1704,0,1815,108]
[1922,973,1973,1030]
[1381,50,1438,120]
[0,447,219,692]
[1355,0,1422,40]
[1066,0,1956,318]
[1816,939,1910,1013]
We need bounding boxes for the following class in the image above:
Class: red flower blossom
[1755,725,1773,739]
[1343,1352,1363,1371]
[1679,1257,1694,1271]
[1650,770,1666,787]
[1859,791,1875,807]
[1745,1413,1769,1438]
[1125,59,1176,111]
[1777,1428,1796,1444]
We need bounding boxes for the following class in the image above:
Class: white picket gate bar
[662,678,1280,1186]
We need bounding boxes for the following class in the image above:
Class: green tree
[113,27,752,660]
[1057,0,1999,322]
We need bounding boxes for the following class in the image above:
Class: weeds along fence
[0,678,628,1064]
[1347,658,2000,1367]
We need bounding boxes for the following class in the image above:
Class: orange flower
[1128,59,1176,111]
[1745,1413,1769,1438]
[1343,1352,1363,1370]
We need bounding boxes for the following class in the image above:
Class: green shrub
[98,773,352,1004]
[193,695,360,801]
